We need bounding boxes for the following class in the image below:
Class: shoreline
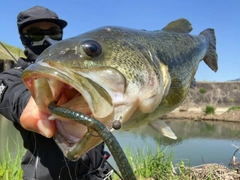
[162,107,240,122]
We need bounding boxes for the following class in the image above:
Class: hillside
[182,81,240,107]
[164,81,240,121]
[0,42,24,61]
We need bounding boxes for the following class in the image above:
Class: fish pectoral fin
[149,120,177,140]
[162,18,192,33]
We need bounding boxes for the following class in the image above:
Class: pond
[1,115,240,168]
[107,119,240,168]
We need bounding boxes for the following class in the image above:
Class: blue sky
[1,0,239,81]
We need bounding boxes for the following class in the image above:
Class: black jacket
[0,58,111,180]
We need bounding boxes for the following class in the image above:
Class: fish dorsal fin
[162,18,193,33]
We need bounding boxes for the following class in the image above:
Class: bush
[205,105,215,114]
[199,88,206,94]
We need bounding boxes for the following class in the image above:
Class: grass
[127,146,174,179]
[228,105,240,111]
[0,42,25,60]
[1,142,233,180]
[112,146,230,180]
[1,142,183,180]
[112,146,174,179]
[112,146,192,180]
[0,140,24,180]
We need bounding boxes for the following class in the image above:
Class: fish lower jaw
[53,120,87,155]
[48,115,88,153]
[54,131,79,149]
[53,131,85,160]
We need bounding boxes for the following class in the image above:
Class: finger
[20,96,56,138]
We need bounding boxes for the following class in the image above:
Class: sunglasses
[22,27,63,41]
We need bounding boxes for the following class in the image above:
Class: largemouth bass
[22,18,218,161]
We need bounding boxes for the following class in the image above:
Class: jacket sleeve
[0,67,30,123]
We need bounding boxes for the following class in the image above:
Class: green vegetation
[1,142,236,180]
[228,105,240,111]
[112,146,226,180]
[0,141,24,180]
[0,143,194,180]
[199,88,206,94]
[205,105,215,115]
[126,146,174,179]
[0,42,25,60]
[229,98,235,103]
[112,146,176,179]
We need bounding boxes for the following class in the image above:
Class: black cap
[17,6,67,33]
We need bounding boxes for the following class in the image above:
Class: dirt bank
[163,107,240,122]
[162,81,240,122]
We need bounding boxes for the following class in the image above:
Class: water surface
[1,116,240,168]
[107,119,240,167]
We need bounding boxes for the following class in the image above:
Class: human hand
[20,96,56,138]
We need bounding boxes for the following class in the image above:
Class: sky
[0,0,239,82]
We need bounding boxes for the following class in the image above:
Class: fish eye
[82,40,102,57]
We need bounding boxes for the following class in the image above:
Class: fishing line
[25,132,38,178]
[0,41,18,63]
[0,41,18,71]
[62,155,74,180]
[94,146,123,180]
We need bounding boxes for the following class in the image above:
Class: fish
[22,18,218,161]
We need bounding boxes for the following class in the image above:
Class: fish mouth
[48,85,92,152]
[22,61,117,161]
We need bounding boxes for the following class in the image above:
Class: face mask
[22,35,60,62]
